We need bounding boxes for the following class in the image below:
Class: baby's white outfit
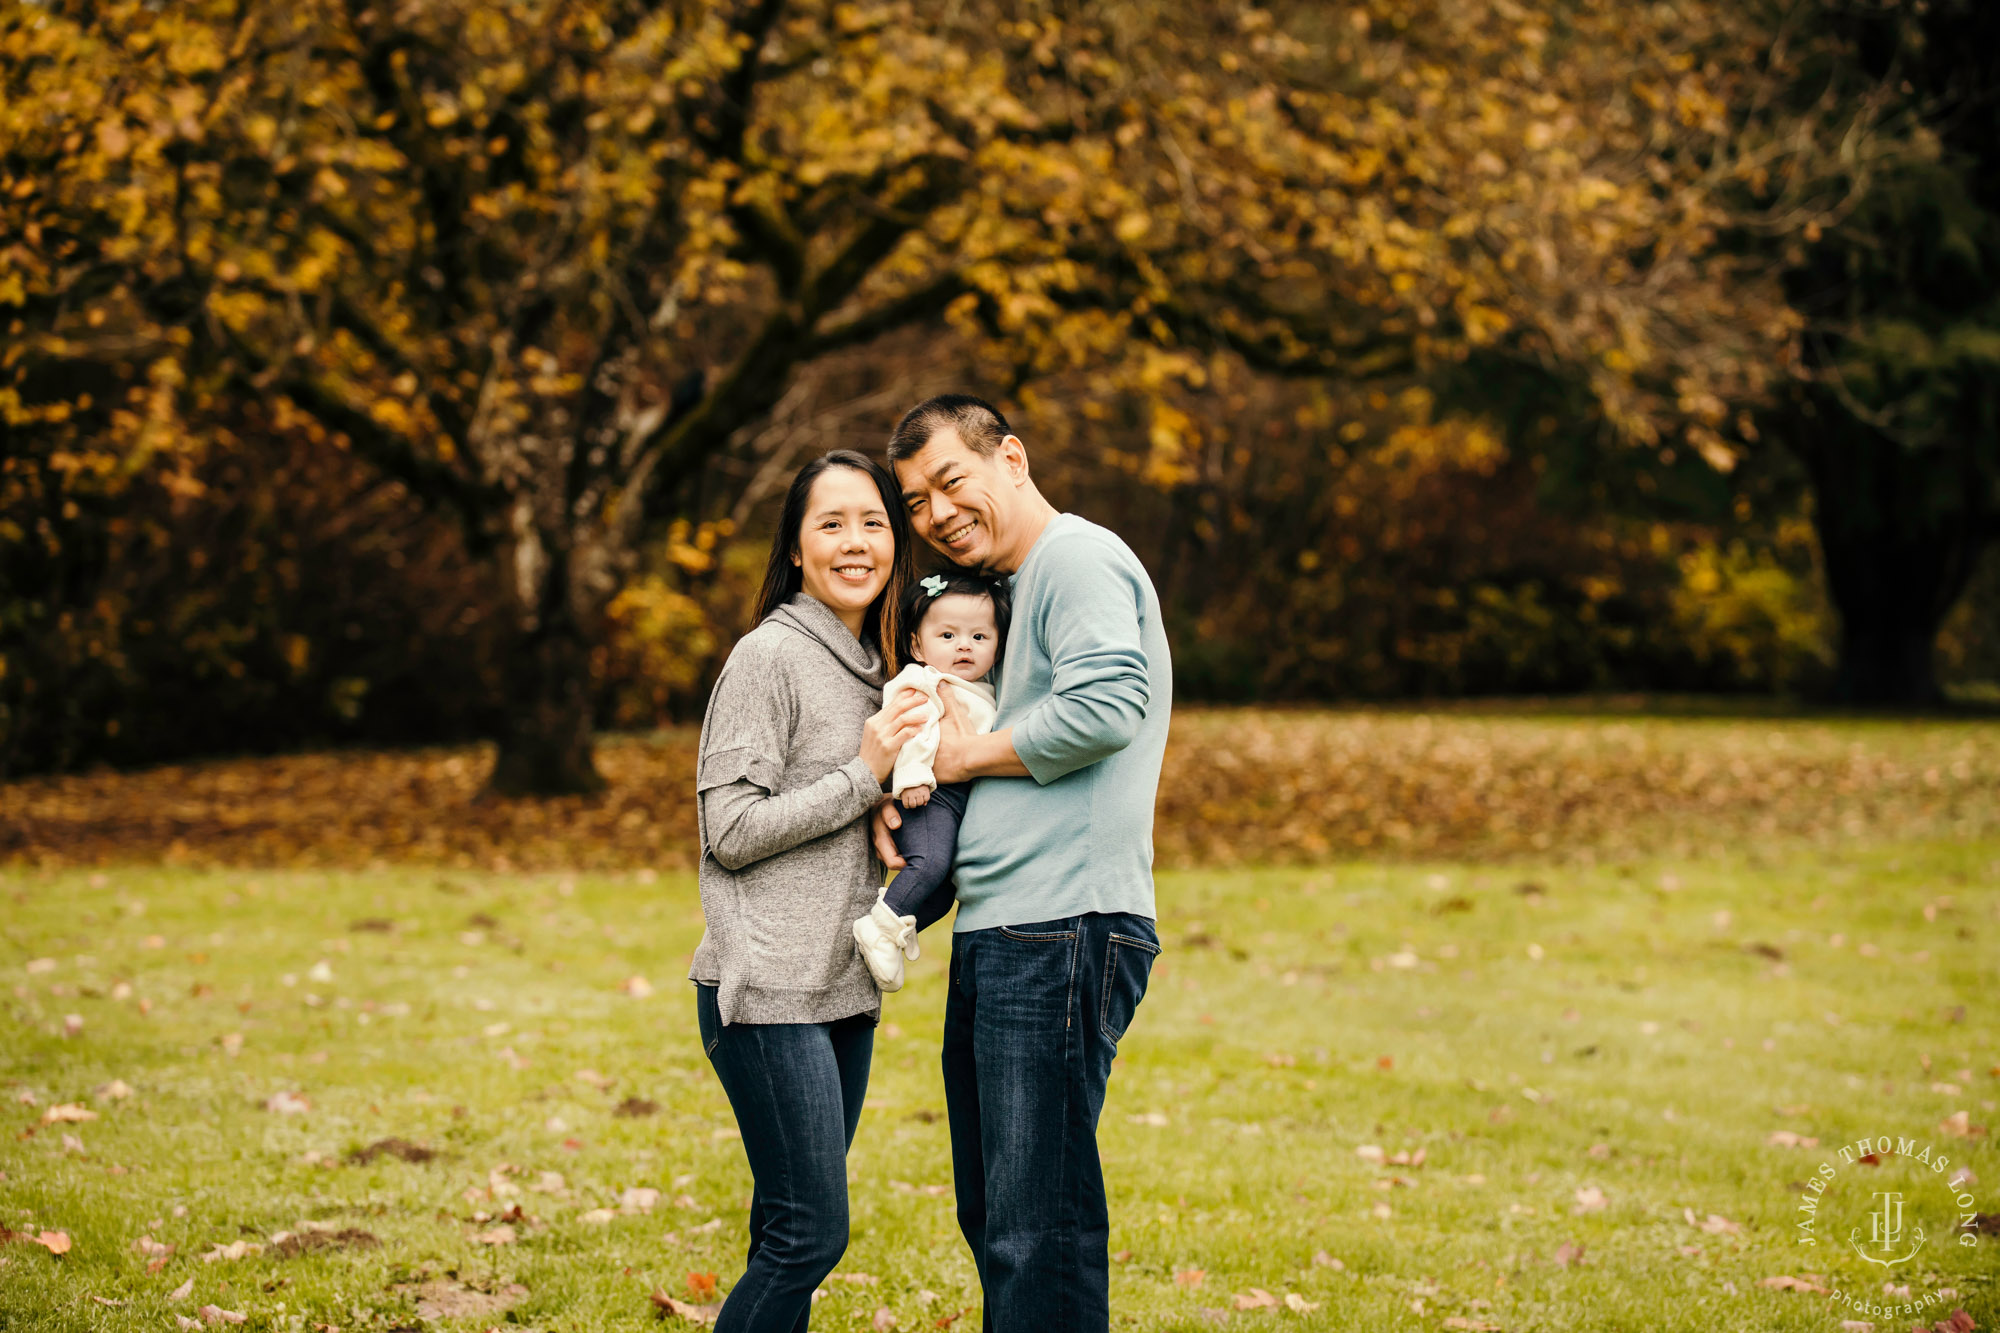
[882,663,999,799]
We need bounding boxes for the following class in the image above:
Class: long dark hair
[753,450,915,670]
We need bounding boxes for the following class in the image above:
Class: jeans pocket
[695,984,721,1060]
[998,922,1078,943]
[1100,931,1161,1045]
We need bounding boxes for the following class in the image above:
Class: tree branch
[255,368,501,549]
[802,271,968,356]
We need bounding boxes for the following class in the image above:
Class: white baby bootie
[852,888,918,992]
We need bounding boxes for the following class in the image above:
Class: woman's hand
[872,800,907,870]
[860,688,931,783]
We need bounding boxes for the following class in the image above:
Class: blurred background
[3,0,1996,795]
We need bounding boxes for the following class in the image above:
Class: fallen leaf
[473,1225,516,1245]
[650,1290,721,1325]
[201,1241,263,1262]
[1573,1186,1607,1213]
[271,1227,378,1258]
[1939,1111,1986,1139]
[1766,1131,1818,1148]
[89,1294,126,1307]
[96,1079,134,1100]
[573,1068,614,1090]
[1441,1320,1502,1332]
[1284,1293,1318,1313]
[347,1137,435,1165]
[196,1305,247,1325]
[1311,1251,1344,1270]
[264,1091,311,1115]
[1760,1275,1829,1294]
[33,1230,71,1255]
[1838,1321,1875,1332]
[176,1317,203,1331]
[170,1277,195,1301]
[1684,1207,1742,1234]
[400,1278,529,1320]
[1234,1288,1278,1310]
[621,1186,661,1214]
[1553,1241,1585,1267]
[872,1307,898,1330]
[132,1235,174,1257]
[41,1104,97,1124]
[1174,1268,1206,1289]
[686,1271,719,1301]
[578,1208,617,1225]
[1354,1144,1386,1163]
[619,975,654,998]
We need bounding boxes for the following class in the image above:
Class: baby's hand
[900,787,933,809]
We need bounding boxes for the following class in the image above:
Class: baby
[851,572,1007,990]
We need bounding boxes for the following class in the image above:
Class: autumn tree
[6,0,1816,783]
[1744,0,2000,704]
[6,0,1099,792]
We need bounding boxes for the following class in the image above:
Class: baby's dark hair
[901,572,1010,665]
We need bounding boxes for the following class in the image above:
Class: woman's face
[792,465,896,633]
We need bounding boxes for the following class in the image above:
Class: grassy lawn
[2,712,1997,1331]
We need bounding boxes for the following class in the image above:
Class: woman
[690,450,930,1333]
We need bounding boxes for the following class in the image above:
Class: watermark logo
[1789,1128,1986,1326]
[1853,1189,1924,1267]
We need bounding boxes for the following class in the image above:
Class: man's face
[893,428,1029,573]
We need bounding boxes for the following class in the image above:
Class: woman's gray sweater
[689,593,889,1026]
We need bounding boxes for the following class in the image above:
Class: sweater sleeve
[696,650,883,872]
[888,666,942,797]
[1009,536,1152,785]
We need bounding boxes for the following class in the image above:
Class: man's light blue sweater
[952,513,1172,931]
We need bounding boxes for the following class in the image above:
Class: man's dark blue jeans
[942,911,1161,1333]
[696,982,873,1333]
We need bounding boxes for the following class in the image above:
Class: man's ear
[999,434,1031,484]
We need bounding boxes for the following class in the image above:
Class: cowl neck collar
[766,592,886,688]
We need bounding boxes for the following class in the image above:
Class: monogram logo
[1851,1190,1926,1267]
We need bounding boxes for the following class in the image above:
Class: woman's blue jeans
[696,983,874,1333]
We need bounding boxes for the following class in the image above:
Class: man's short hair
[887,394,1013,461]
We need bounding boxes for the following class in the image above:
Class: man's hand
[931,683,971,783]
[930,679,1033,781]
[871,799,906,871]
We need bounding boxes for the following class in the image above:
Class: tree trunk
[486,522,607,797]
[1799,407,1990,707]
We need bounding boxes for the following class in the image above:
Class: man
[876,394,1172,1333]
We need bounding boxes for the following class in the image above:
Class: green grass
[3,844,1996,1331]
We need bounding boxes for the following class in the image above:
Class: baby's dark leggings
[881,780,970,932]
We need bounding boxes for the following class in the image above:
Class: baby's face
[911,592,999,682]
